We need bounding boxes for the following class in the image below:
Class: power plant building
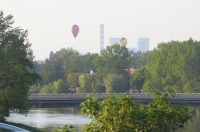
[109,38,121,46]
[100,24,104,51]
[137,38,149,52]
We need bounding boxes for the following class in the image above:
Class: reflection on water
[6,106,200,131]
[177,106,200,132]
[6,108,92,129]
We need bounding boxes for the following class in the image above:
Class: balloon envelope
[72,25,79,38]
[120,37,128,47]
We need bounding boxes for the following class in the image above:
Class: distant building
[109,38,121,46]
[137,38,149,52]
[100,24,104,51]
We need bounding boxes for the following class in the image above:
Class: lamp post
[125,68,132,94]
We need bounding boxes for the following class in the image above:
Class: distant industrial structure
[100,24,104,51]
[109,38,121,46]
[137,38,149,52]
[99,24,150,53]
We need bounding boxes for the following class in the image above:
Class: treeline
[32,38,200,94]
[30,45,150,94]
[144,39,200,93]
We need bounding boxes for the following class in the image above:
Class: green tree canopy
[40,48,98,85]
[40,84,54,94]
[144,39,200,93]
[129,51,151,68]
[67,73,79,88]
[81,95,192,132]
[94,45,131,75]
[0,11,40,120]
[53,79,66,93]
[77,73,105,93]
[131,66,146,92]
[104,73,129,93]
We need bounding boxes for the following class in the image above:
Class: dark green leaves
[0,11,40,120]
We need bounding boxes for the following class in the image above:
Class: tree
[77,73,105,93]
[94,45,131,75]
[129,51,151,68]
[144,39,200,93]
[81,94,192,132]
[80,53,99,73]
[67,73,79,89]
[40,84,54,93]
[29,84,41,94]
[131,66,146,92]
[39,48,98,86]
[40,59,63,85]
[53,79,66,93]
[0,11,40,120]
[39,48,79,85]
[77,74,96,93]
[104,73,129,93]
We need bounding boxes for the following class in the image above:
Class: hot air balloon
[120,37,127,47]
[72,24,79,39]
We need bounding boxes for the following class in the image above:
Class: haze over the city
[1,0,200,60]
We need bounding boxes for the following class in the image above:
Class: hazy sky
[1,0,200,60]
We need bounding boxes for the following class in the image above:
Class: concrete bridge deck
[28,93,200,108]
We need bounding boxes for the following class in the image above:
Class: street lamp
[125,68,132,94]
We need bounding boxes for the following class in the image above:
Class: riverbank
[1,121,42,132]
[1,121,75,132]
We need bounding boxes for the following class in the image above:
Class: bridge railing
[176,93,200,99]
[29,93,200,100]
[29,93,154,100]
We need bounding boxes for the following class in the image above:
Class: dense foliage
[81,94,192,132]
[104,73,129,93]
[0,11,40,120]
[131,66,146,92]
[144,39,200,93]
[94,45,131,75]
[30,38,200,94]
[36,45,147,94]
[93,45,132,93]
[40,48,98,85]
[77,73,105,93]
[35,48,99,93]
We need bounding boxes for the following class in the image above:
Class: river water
[6,107,92,130]
[6,106,200,132]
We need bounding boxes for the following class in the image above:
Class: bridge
[28,93,200,108]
